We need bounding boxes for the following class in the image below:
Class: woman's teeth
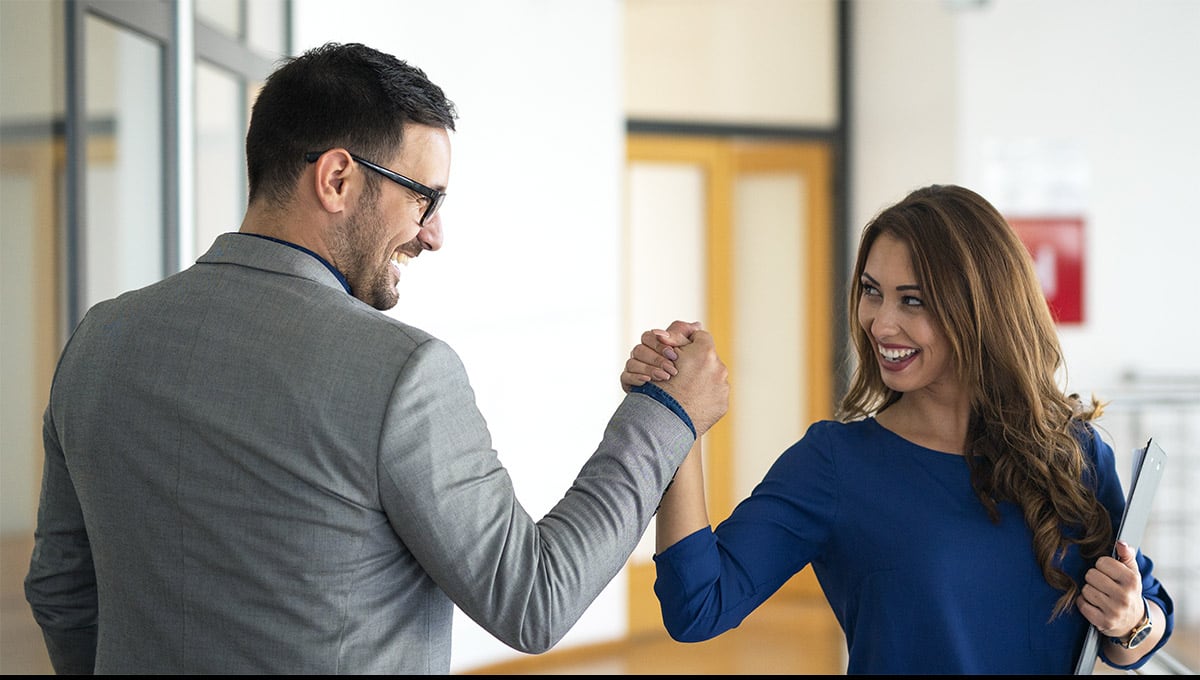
[879,346,916,362]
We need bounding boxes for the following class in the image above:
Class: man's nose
[418,213,443,251]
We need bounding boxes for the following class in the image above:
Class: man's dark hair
[245,42,457,207]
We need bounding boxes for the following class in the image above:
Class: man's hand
[622,320,727,437]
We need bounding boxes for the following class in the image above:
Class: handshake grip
[649,326,729,438]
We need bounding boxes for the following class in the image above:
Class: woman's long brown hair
[838,184,1111,619]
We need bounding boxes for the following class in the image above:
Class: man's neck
[239,201,333,264]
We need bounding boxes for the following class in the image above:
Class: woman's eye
[902,295,924,307]
[860,282,880,297]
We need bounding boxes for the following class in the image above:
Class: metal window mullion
[834,0,852,402]
[64,0,87,336]
[176,0,195,271]
[85,0,171,37]
[194,21,276,79]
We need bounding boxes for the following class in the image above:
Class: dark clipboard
[1073,437,1167,674]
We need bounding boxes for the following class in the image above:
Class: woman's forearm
[656,440,710,553]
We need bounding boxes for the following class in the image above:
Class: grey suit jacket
[25,233,695,674]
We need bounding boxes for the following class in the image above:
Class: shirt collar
[241,233,352,295]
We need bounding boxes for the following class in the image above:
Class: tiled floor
[4,532,1194,675]
[1,532,842,675]
[463,596,846,675]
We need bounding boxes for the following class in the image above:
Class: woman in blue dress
[623,184,1173,674]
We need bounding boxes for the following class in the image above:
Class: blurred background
[2,0,1196,674]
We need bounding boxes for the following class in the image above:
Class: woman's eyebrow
[862,271,921,291]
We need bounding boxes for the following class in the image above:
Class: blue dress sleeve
[1083,426,1175,671]
[653,422,839,642]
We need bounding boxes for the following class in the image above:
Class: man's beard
[331,194,400,311]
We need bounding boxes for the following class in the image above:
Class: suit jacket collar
[198,232,351,295]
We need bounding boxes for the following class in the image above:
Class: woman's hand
[1078,540,1144,637]
[1078,540,1165,664]
[620,321,703,393]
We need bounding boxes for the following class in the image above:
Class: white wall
[292,0,627,672]
[854,0,1200,399]
[957,0,1200,395]
[851,0,959,225]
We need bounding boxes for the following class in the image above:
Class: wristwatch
[1109,598,1153,649]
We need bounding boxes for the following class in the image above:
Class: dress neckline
[864,416,966,458]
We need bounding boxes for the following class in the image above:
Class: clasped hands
[622,321,728,438]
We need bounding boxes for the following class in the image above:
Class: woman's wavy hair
[838,184,1111,618]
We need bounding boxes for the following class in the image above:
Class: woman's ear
[310,149,354,214]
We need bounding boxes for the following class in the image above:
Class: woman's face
[857,232,960,399]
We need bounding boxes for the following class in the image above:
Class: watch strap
[1108,597,1152,649]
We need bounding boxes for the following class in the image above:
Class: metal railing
[1136,650,1195,675]
[1091,373,1199,674]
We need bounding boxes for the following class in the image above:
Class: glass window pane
[195,62,244,254]
[247,0,285,55]
[195,0,241,38]
[84,15,164,310]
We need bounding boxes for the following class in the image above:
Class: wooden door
[624,134,836,635]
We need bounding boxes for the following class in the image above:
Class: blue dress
[653,418,1174,674]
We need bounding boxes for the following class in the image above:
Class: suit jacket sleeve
[377,338,695,653]
[25,404,99,674]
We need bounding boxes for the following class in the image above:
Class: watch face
[1128,625,1152,649]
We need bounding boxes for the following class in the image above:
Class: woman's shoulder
[790,418,886,455]
[769,418,900,485]
[1071,419,1115,466]
[804,417,881,440]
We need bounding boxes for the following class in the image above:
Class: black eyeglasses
[305,150,446,226]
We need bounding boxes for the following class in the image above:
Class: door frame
[624,134,836,636]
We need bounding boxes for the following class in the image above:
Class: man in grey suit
[25,42,729,674]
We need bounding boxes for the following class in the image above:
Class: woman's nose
[871,304,899,337]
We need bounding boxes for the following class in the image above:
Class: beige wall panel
[625,163,709,339]
[0,0,64,120]
[732,173,807,501]
[1,173,42,532]
[625,0,837,127]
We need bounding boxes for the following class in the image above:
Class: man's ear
[310,149,355,214]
